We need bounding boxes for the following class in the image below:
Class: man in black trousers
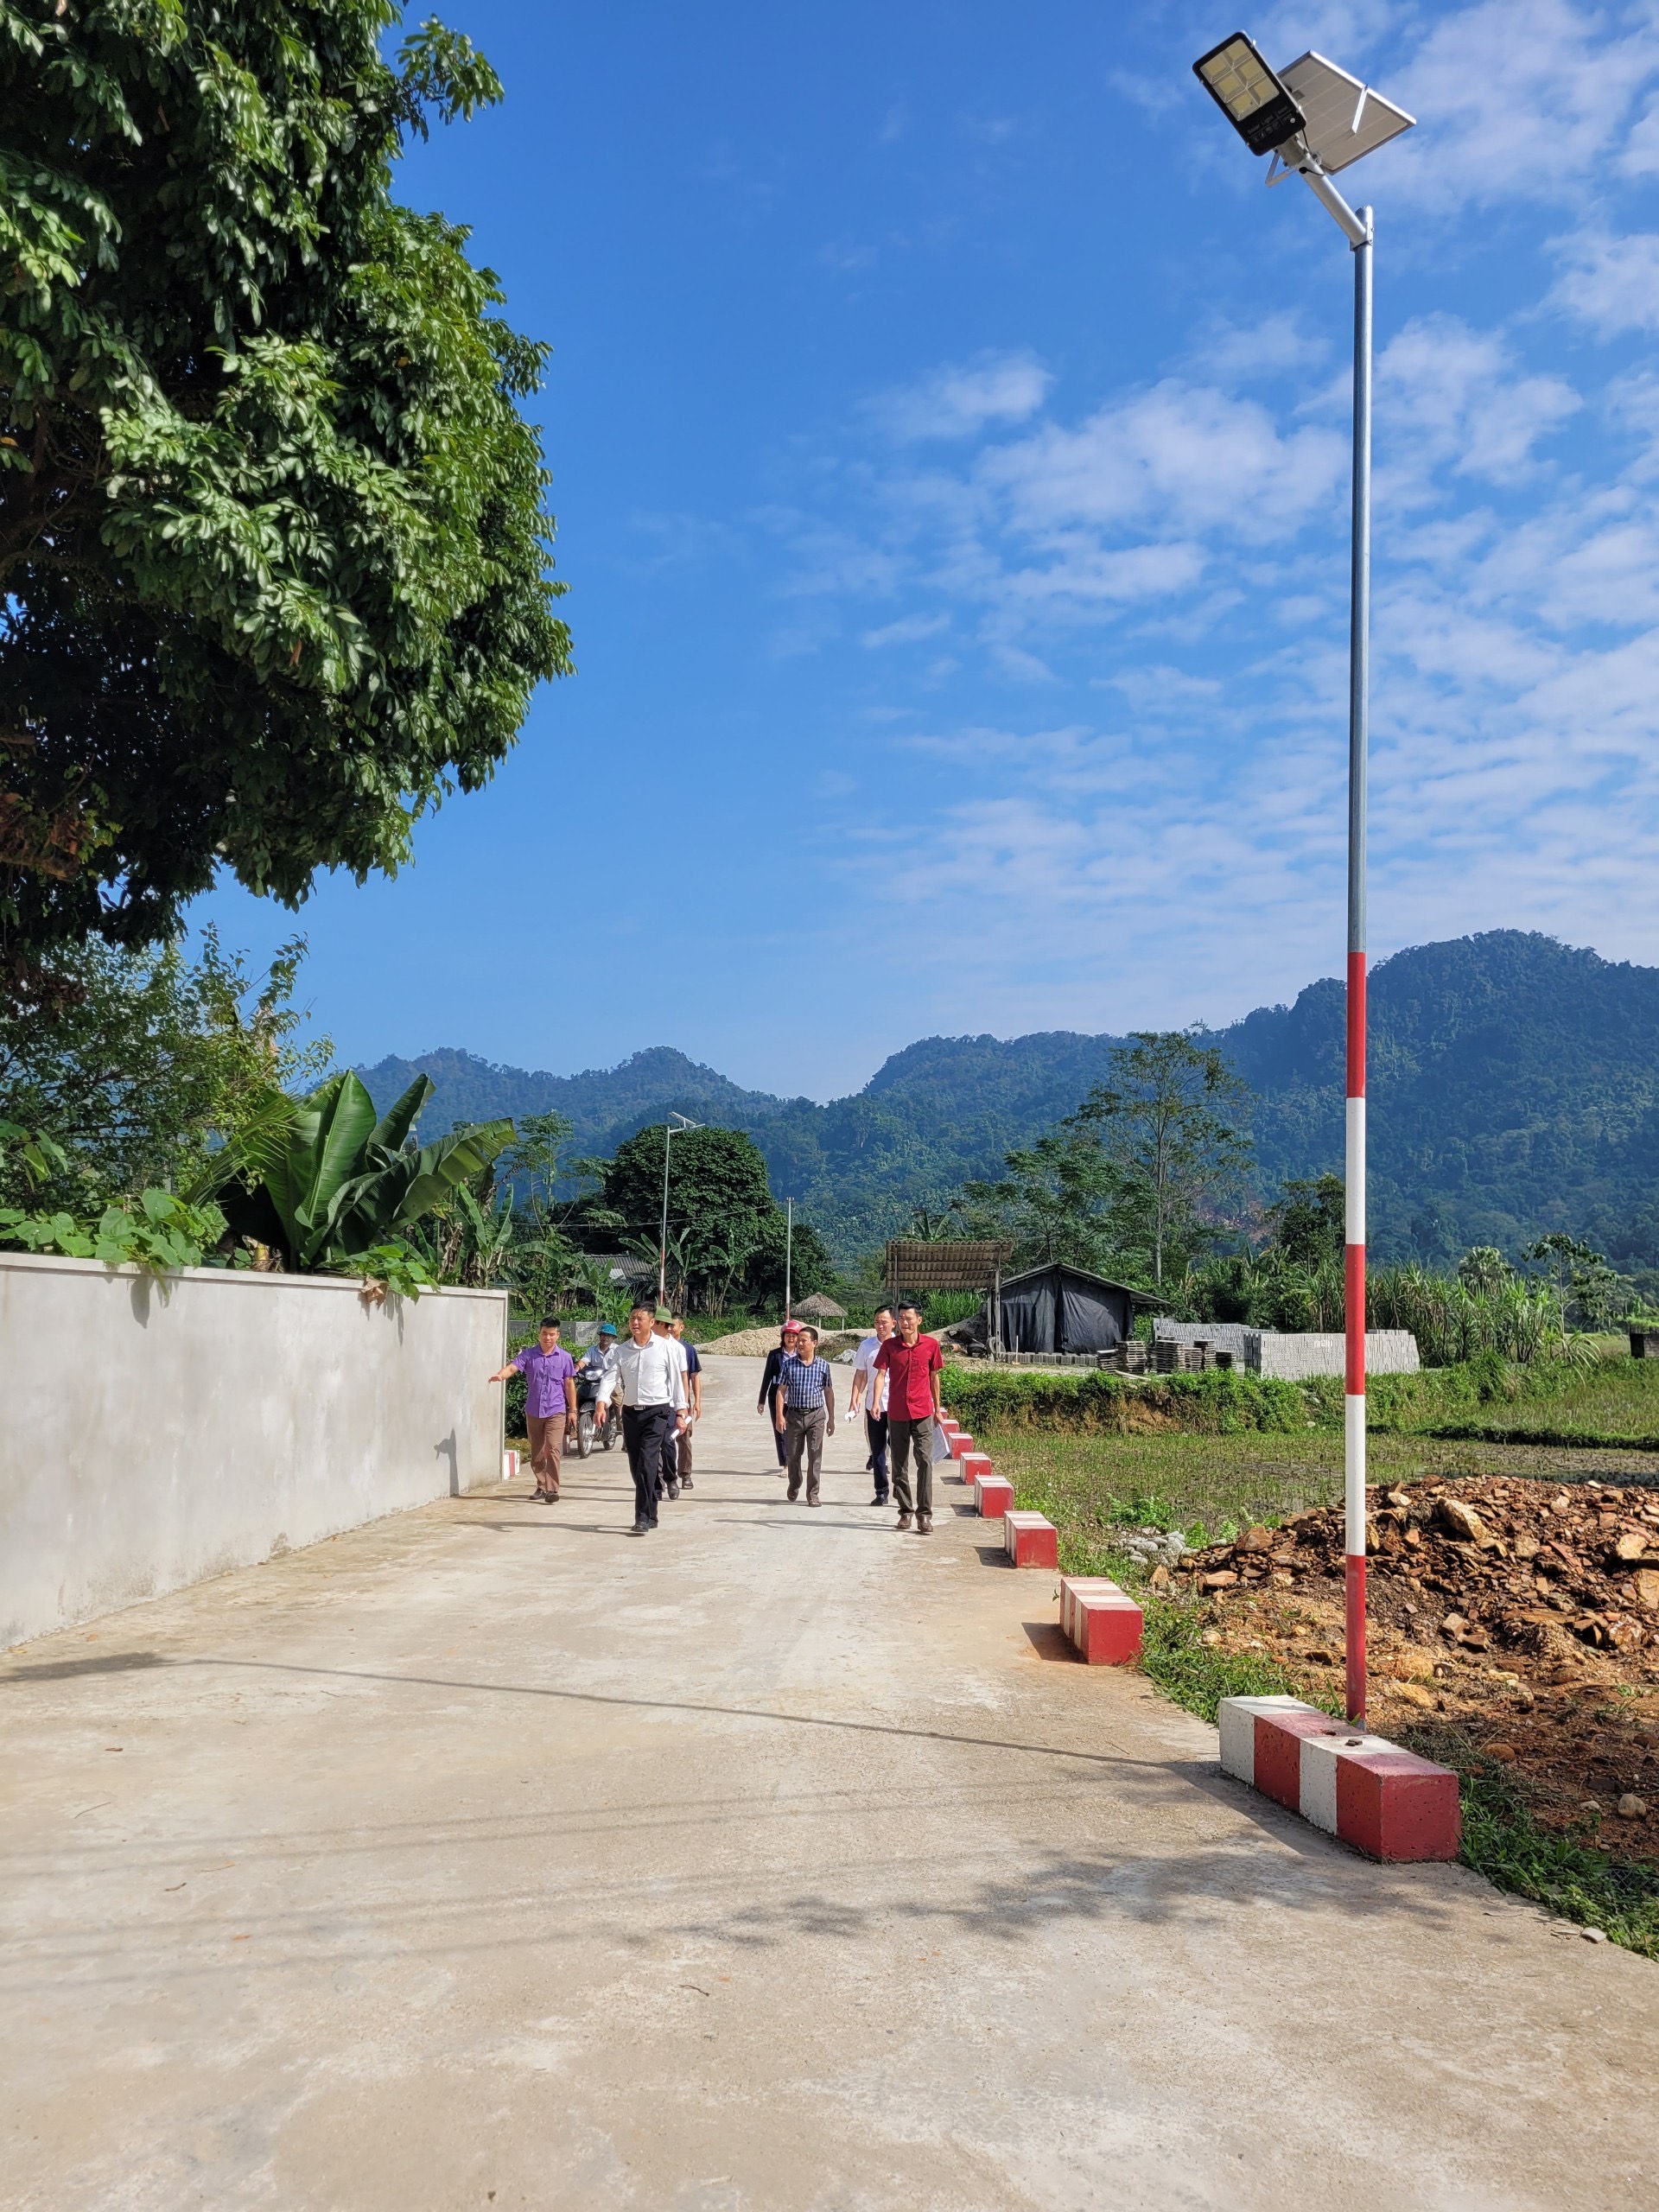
[614,1299,687,1534]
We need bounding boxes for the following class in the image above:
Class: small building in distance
[791,1292,847,1327]
[995,1263,1153,1356]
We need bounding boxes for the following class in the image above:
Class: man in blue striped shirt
[771,1324,836,1505]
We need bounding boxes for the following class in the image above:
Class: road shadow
[1,1649,170,1684]
[1020,1624,1077,1662]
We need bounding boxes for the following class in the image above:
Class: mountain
[358,933,1659,1268]
[354,1045,795,1159]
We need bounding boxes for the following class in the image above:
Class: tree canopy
[594,1122,832,1313]
[0,1,571,965]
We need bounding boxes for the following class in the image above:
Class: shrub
[941,1363,1305,1437]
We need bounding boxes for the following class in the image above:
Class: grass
[976,1418,1659,1958]
[1347,1349,1659,1447]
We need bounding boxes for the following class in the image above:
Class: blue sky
[199,0,1659,1099]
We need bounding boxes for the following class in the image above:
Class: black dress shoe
[664,1478,680,1499]
[631,1516,650,1535]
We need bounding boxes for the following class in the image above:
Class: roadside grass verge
[1402,1724,1659,1961]
[982,1422,1659,1958]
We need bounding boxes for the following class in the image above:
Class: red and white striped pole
[1344,207,1374,1729]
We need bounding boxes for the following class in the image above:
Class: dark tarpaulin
[997,1266,1133,1353]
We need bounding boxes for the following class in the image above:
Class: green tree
[1524,1232,1620,1332]
[1457,1245,1513,1297]
[0,928,332,1210]
[1,2,571,963]
[597,1122,830,1312]
[1265,1174,1345,1269]
[1074,1031,1251,1288]
[953,1126,1122,1274]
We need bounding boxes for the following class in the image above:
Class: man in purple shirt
[490,1316,578,1503]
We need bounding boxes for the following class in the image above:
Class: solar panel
[1279,51,1414,174]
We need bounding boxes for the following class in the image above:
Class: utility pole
[784,1198,793,1323]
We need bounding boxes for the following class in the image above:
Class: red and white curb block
[1002,1510,1058,1568]
[1218,1695,1460,1862]
[974,1473,1015,1520]
[959,1451,992,1486]
[1059,1575,1144,1664]
[502,1448,520,1482]
[946,1430,976,1460]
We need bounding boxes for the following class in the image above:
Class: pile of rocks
[1178,1476,1659,1659]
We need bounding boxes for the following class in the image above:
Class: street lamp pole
[784,1198,793,1323]
[1344,205,1373,1728]
[658,1113,702,1308]
[1192,36,1413,1726]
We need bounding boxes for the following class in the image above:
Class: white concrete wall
[1,1253,507,1648]
[1153,1319,1421,1378]
[1253,1330,1421,1381]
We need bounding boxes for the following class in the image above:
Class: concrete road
[2,1356,1655,2211]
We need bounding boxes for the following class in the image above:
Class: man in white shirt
[849,1305,896,1508]
[614,1300,688,1534]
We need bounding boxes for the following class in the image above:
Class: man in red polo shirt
[873,1301,944,1534]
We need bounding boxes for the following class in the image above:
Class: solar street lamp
[1192,35,1415,1727]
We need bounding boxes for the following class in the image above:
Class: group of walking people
[490,1301,701,1529]
[493,1297,943,1534]
[758,1303,944,1532]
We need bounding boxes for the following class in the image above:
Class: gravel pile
[699,1326,862,1358]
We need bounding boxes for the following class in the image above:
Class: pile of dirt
[1172,1473,1659,1859]
[699,1325,861,1357]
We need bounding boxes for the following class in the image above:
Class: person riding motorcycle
[575,1323,621,1441]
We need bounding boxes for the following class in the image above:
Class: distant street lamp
[784,1198,793,1324]
[659,1113,702,1307]
[1192,35,1415,1727]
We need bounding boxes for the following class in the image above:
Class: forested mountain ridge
[358,933,1659,1266]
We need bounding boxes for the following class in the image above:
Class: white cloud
[1376,315,1580,486]
[1383,0,1659,214]
[878,351,1054,441]
[1550,231,1659,335]
[861,613,951,649]
[980,380,1346,542]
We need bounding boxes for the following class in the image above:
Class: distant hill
[359,932,1659,1268]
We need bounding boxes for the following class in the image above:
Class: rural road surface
[2,1353,1656,2209]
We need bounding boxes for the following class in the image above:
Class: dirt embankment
[1175,1474,1659,1858]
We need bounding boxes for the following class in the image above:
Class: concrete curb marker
[959,1451,992,1485]
[974,1474,1015,1521]
[1002,1510,1058,1568]
[1217,1695,1460,1862]
[502,1449,519,1482]
[1058,1575,1144,1663]
[947,1431,976,1460]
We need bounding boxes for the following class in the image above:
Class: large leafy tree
[594,1122,832,1312]
[1075,1032,1251,1288]
[0,1,572,963]
[0,926,332,1209]
[952,1127,1122,1274]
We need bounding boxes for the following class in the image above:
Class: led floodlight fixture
[1192,32,1306,156]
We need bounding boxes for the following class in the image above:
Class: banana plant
[193,1072,512,1271]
